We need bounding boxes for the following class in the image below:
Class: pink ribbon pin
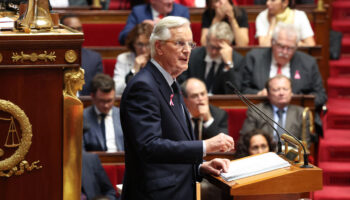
[170,94,174,106]
[294,70,301,79]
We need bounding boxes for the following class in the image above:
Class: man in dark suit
[241,23,327,109]
[181,77,228,140]
[120,16,234,200]
[81,151,117,200]
[83,74,124,152]
[61,15,103,96]
[118,0,190,45]
[240,75,311,147]
[179,22,243,94]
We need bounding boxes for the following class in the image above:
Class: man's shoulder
[247,48,270,57]
[190,47,206,58]
[83,106,94,115]
[293,50,316,62]
[173,2,189,12]
[82,48,102,59]
[131,3,149,12]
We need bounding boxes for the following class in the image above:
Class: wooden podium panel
[205,157,322,200]
[0,29,83,199]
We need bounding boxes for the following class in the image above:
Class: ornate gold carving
[63,68,85,98]
[0,99,42,178]
[0,53,3,63]
[65,50,77,63]
[12,51,56,63]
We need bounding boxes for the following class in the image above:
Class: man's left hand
[200,158,231,176]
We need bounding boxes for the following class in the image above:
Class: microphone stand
[226,82,312,168]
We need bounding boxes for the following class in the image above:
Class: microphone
[225,81,312,168]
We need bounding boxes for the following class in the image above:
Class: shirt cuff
[203,118,214,128]
[202,141,206,157]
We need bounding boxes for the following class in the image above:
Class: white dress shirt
[94,106,117,152]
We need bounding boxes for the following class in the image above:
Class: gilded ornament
[0,99,42,178]
[12,51,56,63]
[63,68,85,98]
[65,50,77,63]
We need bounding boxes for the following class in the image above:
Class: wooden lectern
[0,27,84,199]
[205,158,323,200]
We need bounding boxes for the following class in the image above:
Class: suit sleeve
[241,53,260,94]
[122,81,203,164]
[118,8,139,45]
[203,109,228,139]
[92,155,118,200]
[310,60,327,108]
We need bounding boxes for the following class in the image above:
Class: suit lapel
[148,64,192,140]
[265,103,275,135]
[90,108,107,150]
[261,49,272,88]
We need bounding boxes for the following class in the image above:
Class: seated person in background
[113,23,153,95]
[81,151,117,200]
[61,15,103,96]
[181,78,228,140]
[179,21,244,94]
[255,0,314,5]
[235,129,276,159]
[83,74,124,152]
[255,0,315,46]
[240,75,311,147]
[200,0,249,46]
[241,22,326,110]
[118,0,190,45]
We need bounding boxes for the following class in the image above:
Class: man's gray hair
[207,22,234,43]
[150,16,191,57]
[272,22,300,44]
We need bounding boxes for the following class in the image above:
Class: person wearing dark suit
[179,22,243,94]
[81,151,117,200]
[83,74,124,152]
[241,23,327,109]
[61,15,103,96]
[120,16,234,200]
[181,78,228,140]
[240,75,311,147]
[118,0,190,45]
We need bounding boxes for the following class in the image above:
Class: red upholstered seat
[248,22,258,46]
[191,22,202,46]
[82,24,125,47]
[102,58,117,77]
[224,108,247,146]
[102,164,125,193]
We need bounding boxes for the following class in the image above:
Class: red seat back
[102,164,125,191]
[82,24,125,46]
[102,58,117,77]
[191,22,202,46]
[224,108,247,146]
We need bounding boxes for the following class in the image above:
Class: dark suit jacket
[179,46,244,93]
[120,62,203,200]
[80,48,103,96]
[240,102,311,147]
[202,105,228,140]
[82,151,117,200]
[118,3,190,45]
[241,48,327,108]
[83,106,124,151]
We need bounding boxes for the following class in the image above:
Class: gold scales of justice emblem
[0,99,42,178]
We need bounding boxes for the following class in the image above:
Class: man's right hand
[204,133,235,153]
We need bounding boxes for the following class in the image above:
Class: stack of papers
[0,17,14,31]
[221,152,291,182]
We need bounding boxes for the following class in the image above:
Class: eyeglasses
[134,42,150,49]
[163,40,196,50]
[207,44,221,51]
[273,41,296,52]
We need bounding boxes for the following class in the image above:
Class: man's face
[150,0,174,15]
[272,30,297,67]
[206,35,227,60]
[63,17,82,31]
[249,134,269,155]
[183,79,209,117]
[267,77,292,109]
[92,89,115,114]
[155,25,193,78]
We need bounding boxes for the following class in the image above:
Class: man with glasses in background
[241,22,326,110]
[120,16,235,200]
[179,21,244,94]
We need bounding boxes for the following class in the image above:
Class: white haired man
[120,16,235,200]
[179,21,244,94]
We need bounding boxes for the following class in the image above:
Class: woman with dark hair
[235,129,276,159]
[113,22,153,95]
[200,0,249,46]
[255,0,315,46]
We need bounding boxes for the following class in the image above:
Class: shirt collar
[151,6,161,19]
[94,106,112,117]
[151,58,175,87]
[205,54,222,64]
[271,104,288,113]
